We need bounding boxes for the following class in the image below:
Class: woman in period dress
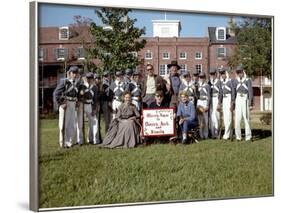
[99,91,141,148]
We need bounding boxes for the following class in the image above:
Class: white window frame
[217,47,226,58]
[216,27,226,41]
[195,64,202,73]
[129,51,138,58]
[162,52,170,60]
[180,64,187,74]
[59,26,69,40]
[179,52,187,60]
[195,52,202,60]
[55,48,68,61]
[39,47,46,61]
[77,47,85,60]
[145,50,152,59]
[159,64,168,76]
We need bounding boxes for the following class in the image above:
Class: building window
[55,48,68,61]
[162,52,170,60]
[129,51,138,58]
[195,52,202,60]
[179,52,187,59]
[77,47,85,60]
[180,64,187,74]
[195,64,202,73]
[159,64,168,76]
[217,47,226,58]
[59,26,69,40]
[39,47,47,61]
[216,27,226,40]
[145,50,152,59]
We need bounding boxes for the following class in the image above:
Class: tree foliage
[89,8,146,75]
[228,17,272,77]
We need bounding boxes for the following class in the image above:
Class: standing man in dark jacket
[166,60,181,108]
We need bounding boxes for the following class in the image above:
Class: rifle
[230,105,234,141]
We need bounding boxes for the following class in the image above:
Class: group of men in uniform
[53,61,254,148]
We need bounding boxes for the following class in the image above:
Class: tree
[88,8,146,75]
[228,17,272,77]
[70,15,97,73]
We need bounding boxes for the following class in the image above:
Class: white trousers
[76,103,83,144]
[197,99,209,139]
[84,104,100,144]
[210,97,220,138]
[112,99,122,119]
[58,105,65,147]
[222,94,232,140]
[235,95,252,140]
[64,101,77,146]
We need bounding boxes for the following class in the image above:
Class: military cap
[209,68,217,75]
[199,72,206,78]
[67,66,79,73]
[218,67,226,74]
[103,71,110,76]
[192,70,199,76]
[85,72,94,79]
[125,68,133,75]
[236,64,244,72]
[133,70,141,76]
[115,71,124,76]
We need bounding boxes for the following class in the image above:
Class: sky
[39,3,242,37]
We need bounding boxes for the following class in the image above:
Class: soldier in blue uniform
[128,70,142,111]
[124,68,133,86]
[209,68,223,138]
[110,71,127,119]
[219,67,235,140]
[232,64,253,141]
[179,71,196,104]
[192,69,200,106]
[196,72,210,139]
[177,91,197,144]
[101,71,112,132]
[53,66,79,148]
[79,72,99,144]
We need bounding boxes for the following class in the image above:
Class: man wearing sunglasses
[142,64,168,108]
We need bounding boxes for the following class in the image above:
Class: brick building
[38,19,272,113]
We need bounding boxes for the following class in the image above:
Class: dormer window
[216,27,226,40]
[59,26,69,40]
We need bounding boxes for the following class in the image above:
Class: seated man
[141,90,169,145]
[149,90,169,108]
[177,91,197,144]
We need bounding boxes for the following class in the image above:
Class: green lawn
[39,119,273,209]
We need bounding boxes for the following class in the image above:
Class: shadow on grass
[251,129,272,141]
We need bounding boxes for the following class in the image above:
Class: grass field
[39,119,273,209]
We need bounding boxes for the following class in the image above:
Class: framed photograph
[30,1,273,211]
